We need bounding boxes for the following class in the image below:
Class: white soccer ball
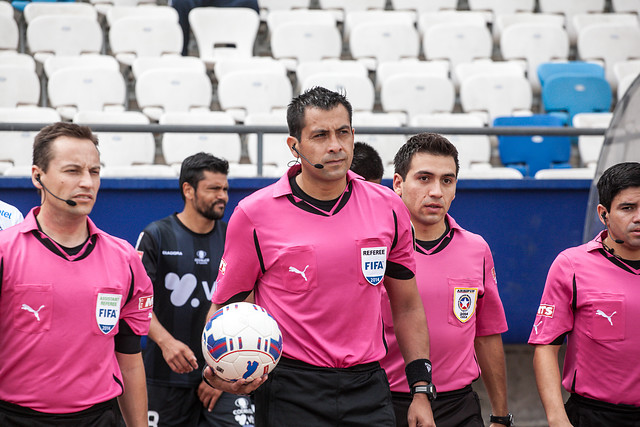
[202,302,283,382]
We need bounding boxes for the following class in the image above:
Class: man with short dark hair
[0,122,153,426]
[351,141,384,183]
[203,87,436,427]
[382,132,511,427]
[530,162,640,426]
[136,152,253,426]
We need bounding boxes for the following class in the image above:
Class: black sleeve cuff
[385,261,415,280]
[114,319,142,354]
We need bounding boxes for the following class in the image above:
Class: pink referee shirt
[212,165,416,368]
[381,215,508,393]
[529,231,640,406]
[0,208,153,413]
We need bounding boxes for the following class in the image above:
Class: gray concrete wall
[474,344,568,427]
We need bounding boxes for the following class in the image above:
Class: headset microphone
[601,212,624,244]
[36,175,77,207]
[292,144,324,169]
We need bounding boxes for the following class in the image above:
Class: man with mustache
[137,153,250,426]
[203,87,435,427]
[530,162,640,426]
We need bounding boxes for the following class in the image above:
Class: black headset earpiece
[601,212,607,220]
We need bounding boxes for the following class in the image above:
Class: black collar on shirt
[416,218,453,255]
[598,245,640,274]
[33,218,96,260]
[287,173,352,216]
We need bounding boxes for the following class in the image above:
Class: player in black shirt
[137,152,254,426]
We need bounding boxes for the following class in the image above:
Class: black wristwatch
[410,383,437,401]
[490,413,514,426]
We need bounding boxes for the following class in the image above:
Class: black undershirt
[416,218,452,252]
[289,174,342,212]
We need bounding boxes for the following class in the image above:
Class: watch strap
[490,413,513,426]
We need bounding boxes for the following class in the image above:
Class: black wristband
[490,413,513,426]
[202,367,215,389]
[405,358,432,387]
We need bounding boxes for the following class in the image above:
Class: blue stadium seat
[537,61,605,88]
[541,74,612,123]
[494,115,572,177]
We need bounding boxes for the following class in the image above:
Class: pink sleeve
[476,243,508,336]
[528,253,575,345]
[120,248,154,336]
[211,206,262,304]
[388,200,416,274]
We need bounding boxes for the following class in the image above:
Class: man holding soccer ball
[203,87,436,427]
[137,152,255,426]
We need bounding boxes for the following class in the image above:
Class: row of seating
[0,106,611,179]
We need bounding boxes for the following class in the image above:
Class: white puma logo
[596,309,617,326]
[288,265,309,282]
[21,304,45,322]
[533,321,543,334]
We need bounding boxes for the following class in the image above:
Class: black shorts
[0,398,123,427]
[254,357,395,427]
[391,384,483,427]
[148,383,255,427]
[565,393,640,427]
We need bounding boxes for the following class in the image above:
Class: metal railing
[0,123,607,176]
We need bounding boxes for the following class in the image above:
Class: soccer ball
[202,302,283,382]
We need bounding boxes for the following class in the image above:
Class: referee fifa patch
[453,288,478,323]
[361,246,387,286]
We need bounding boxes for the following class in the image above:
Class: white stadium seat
[349,21,420,71]
[0,66,40,108]
[423,22,493,70]
[0,16,19,52]
[300,72,375,113]
[24,2,98,24]
[109,17,183,66]
[380,74,455,123]
[271,22,342,71]
[245,110,293,171]
[460,74,533,124]
[572,112,613,168]
[27,15,102,64]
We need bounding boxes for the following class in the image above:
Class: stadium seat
[271,22,342,71]
[410,113,492,170]
[613,59,640,95]
[259,0,310,18]
[135,69,211,121]
[43,54,119,78]
[48,67,126,120]
[0,107,61,173]
[0,16,19,52]
[0,53,36,71]
[380,74,455,124]
[132,56,206,80]
[0,66,40,108]
[573,13,638,38]
[266,9,336,32]
[300,72,375,113]
[227,163,282,177]
[612,0,640,12]
[500,23,569,92]
[100,165,177,177]
[189,7,260,67]
[390,0,457,15]
[352,111,406,165]
[577,23,640,89]
[217,70,292,122]
[468,0,535,22]
[73,111,156,168]
[493,12,564,44]
[160,111,242,166]
[214,57,287,81]
[297,59,368,91]
[376,59,449,90]
[245,110,292,172]
[418,10,488,38]
[540,74,612,122]
[534,167,595,179]
[454,60,525,89]
[494,114,572,177]
[537,61,605,89]
[460,74,532,124]
[618,73,640,100]
[106,5,178,27]
[0,1,13,17]
[318,0,386,22]
[90,0,156,17]
[26,15,102,64]
[538,0,606,43]
[344,10,415,40]
[23,2,97,24]
[12,0,76,13]
[109,17,183,66]
[423,22,493,71]
[349,21,420,71]
[572,112,613,168]
[457,165,524,179]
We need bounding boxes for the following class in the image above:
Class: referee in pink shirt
[202,87,436,427]
[530,162,640,426]
[381,133,512,427]
[0,123,153,426]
